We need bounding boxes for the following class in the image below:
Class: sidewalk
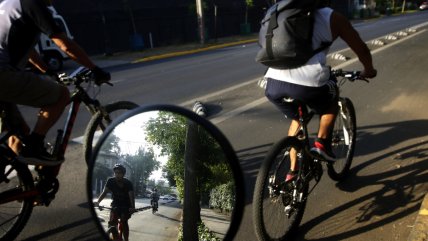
[408,194,428,241]
[200,208,231,240]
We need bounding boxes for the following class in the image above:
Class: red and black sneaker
[285,169,297,182]
[310,138,336,162]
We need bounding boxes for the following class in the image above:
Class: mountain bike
[0,67,138,241]
[98,205,150,241]
[253,69,367,240]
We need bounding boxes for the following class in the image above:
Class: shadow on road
[295,119,428,240]
[235,120,428,240]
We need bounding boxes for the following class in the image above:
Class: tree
[145,111,234,206]
[244,0,254,24]
[123,147,160,197]
[99,132,121,155]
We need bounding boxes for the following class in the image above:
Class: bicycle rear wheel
[83,101,139,165]
[0,156,34,241]
[327,97,356,181]
[253,137,308,241]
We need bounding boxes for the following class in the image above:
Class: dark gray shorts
[265,78,338,120]
[0,69,64,107]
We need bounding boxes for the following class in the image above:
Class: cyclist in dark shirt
[150,188,160,211]
[0,0,110,165]
[95,164,135,241]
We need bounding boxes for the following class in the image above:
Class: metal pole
[183,120,199,241]
[214,5,217,42]
[196,0,205,44]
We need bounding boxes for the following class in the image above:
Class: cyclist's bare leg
[288,119,300,171]
[6,104,30,154]
[8,136,22,154]
[317,103,338,139]
[120,215,130,241]
[32,87,70,136]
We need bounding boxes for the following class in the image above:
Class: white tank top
[264,7,334,87]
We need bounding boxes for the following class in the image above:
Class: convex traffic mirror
[87,105,244,241]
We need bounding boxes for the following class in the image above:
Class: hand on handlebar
[44,69,60,82]
[360,68,377,79]
[91,66,112,86]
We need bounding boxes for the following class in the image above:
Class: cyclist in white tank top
[265,7,333,87]
[264,1,377,175]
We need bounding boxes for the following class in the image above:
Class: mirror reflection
[90,110,236,241]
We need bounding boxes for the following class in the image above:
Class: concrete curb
[408,193,428,241]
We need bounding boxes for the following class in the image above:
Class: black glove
[92,66,111,86]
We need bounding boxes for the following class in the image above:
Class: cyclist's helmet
[113,164,126,175]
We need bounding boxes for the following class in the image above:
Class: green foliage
[209,181,235,213]
[99,133,121,155]
[123,147,160,196]
[245,0,254,8]
[145,111,233,201]
[177,222,220,241]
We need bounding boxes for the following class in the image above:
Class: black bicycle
[0,67,137,241]
[253,69,366,240]
[97,205,150,241]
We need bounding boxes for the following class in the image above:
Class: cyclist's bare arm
[330,12,377,78]
[50,32,97,70]
[28,50,49,73]
[129,191,135,210]
[95,186,111,205]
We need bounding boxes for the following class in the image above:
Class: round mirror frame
[86,104,245,241]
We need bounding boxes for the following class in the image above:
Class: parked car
[36,6,73,71]
[420,2,428,10]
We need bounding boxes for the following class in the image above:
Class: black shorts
[265,78,338,120]
[110,207,130,223]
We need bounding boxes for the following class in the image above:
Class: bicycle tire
[253,137,308,241]
[107,226,119,241]
[327,97,357,181]
[0,157,34,241]
[83,101,139,166]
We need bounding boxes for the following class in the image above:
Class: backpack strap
[313,41,332,54]
[265,8,279,60]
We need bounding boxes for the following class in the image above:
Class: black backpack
[255,0,331,69]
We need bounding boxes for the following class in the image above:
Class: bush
[177,222,220,241]
[209,181,235,213]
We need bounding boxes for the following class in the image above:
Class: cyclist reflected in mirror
[88,106,244,241]
[94,164,135,241]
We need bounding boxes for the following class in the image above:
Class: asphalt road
[14,12,428,241]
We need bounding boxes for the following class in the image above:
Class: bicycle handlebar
[57,67,113,87]
[97,205,150,213]
[331,69,369,83]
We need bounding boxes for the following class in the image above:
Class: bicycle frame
[53,83,103,162]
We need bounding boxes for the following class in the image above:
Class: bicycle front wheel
[253,137,308,241]
[327,97,357,181]
[107,226,119,241]
[0,157,34,241]
[83,101,139,165]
